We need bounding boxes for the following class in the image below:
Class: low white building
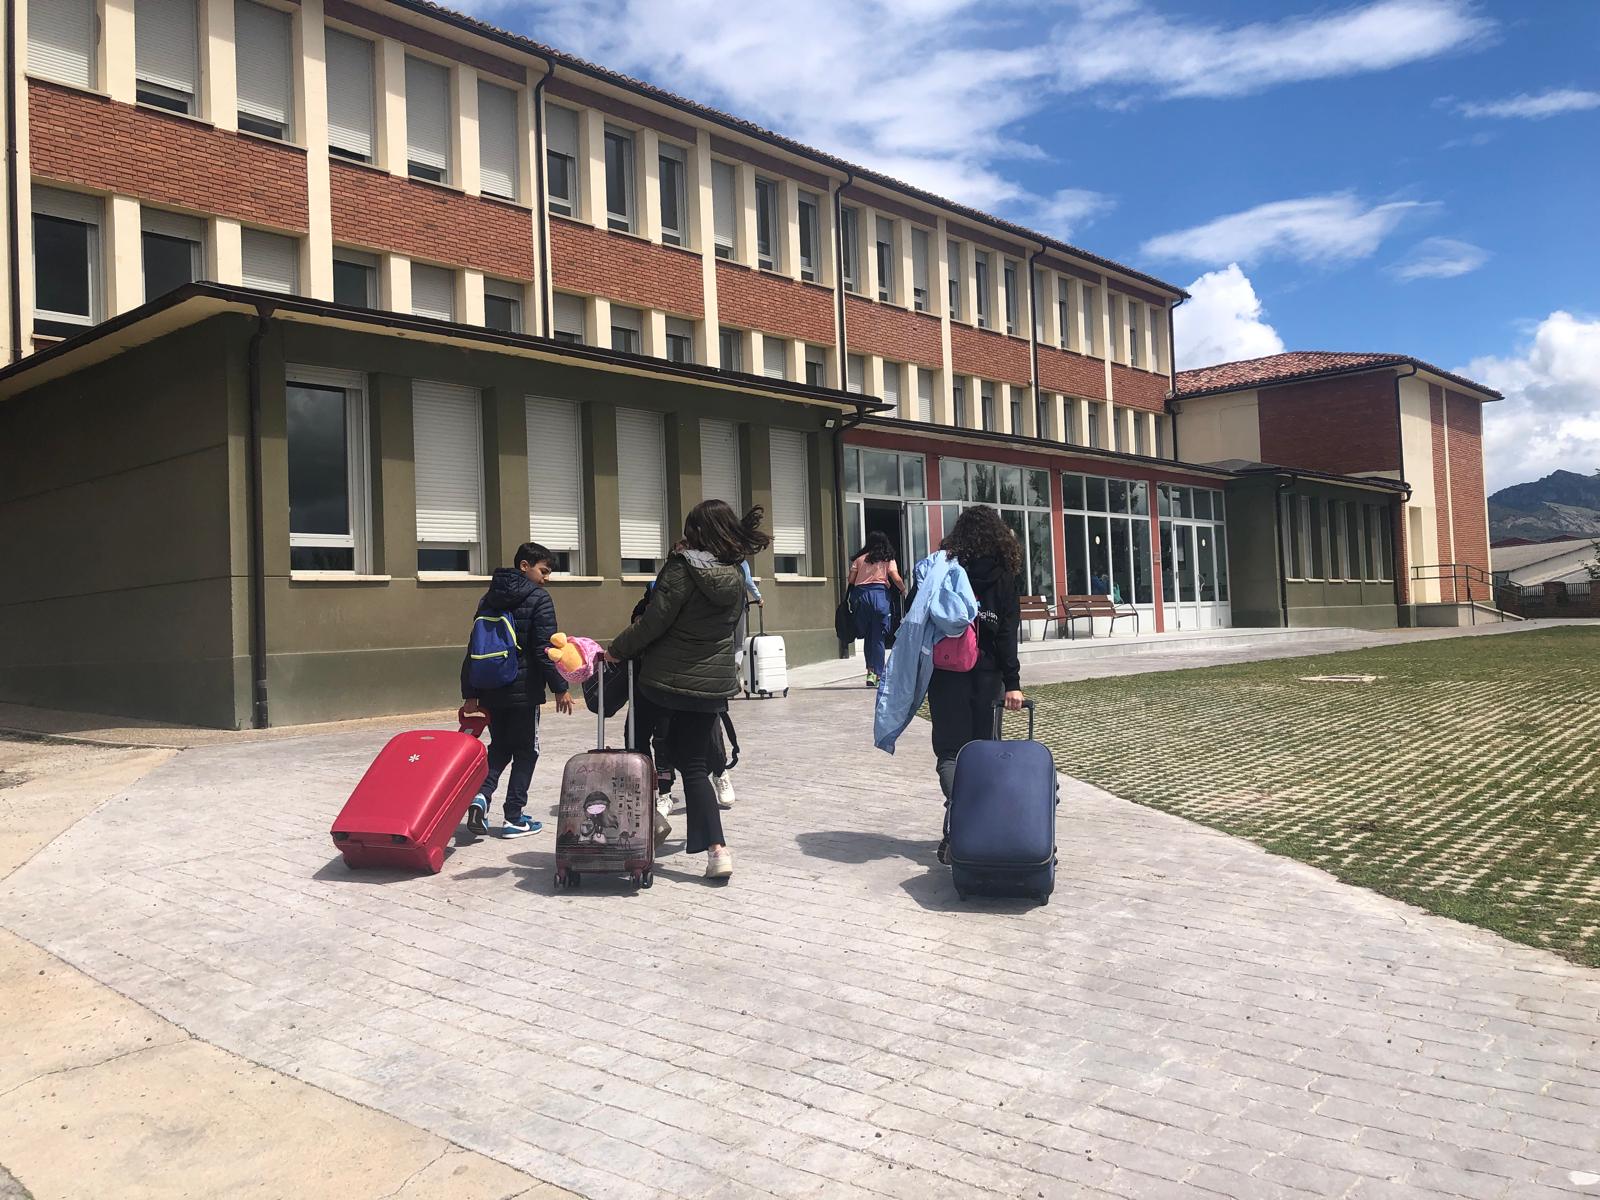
[1491,538,1597,587]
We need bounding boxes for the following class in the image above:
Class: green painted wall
[0,325,240,726]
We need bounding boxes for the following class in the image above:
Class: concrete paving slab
[3,679,1597,1199]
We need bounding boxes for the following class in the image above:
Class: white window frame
[658,141,689,247]
[404,54,452,184]
[875,215,897,304]
[911,227,930,313]
[974,250,992,329]
[711,159,737,259]
[234,0,293,141]
[665,316,695,364]
[544,102,580,217]
[840,206,861,294]
[616,407,668,572]
[881,360,902,418]
[769,427,810,575]
[946,239,963,320]
[804,344,827,387]
[1082,284,1100,356]
[324,28,375,163]
[332,248,378,308]
[412,380,484,576]
[483,278,523,333]
[477,78,520,201]
[410,262,456,321]
[763,335,789,380]
[135,0,199,115]
[526,395,585,575]
[31,186,101,332]
[1003,259,1019,335]
[552,292,586,344]
[754,176,780,271]
[28,0,97,89]
[845,353,865,395]
[140,207,204,302]
[718,326,743,372]
[798,191,820,282]
[699,417,742,507]
[603,124,636,233]
[1056,278,1074,351]
[610,304,642,354]
[286,365,371,575]
[240,227,298,294]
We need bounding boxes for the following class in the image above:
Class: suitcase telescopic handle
[992,698,1036,741]
[594,656,635,751]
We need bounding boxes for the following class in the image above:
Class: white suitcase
[743,606,788,699]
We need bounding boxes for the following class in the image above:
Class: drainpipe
[5,0,21,362]
[831,169,853,388]
[531,53,555,337]
[1026,244,1043,438]
[1274,476,1294,628]
[245,304,277,729]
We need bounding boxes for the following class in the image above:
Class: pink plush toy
[546,632,603,683]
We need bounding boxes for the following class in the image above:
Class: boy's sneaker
[501,814,543,838]
[465,795,489,835]
[865,672,879,688]
[714,773,736,810]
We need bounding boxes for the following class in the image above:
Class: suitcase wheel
[640,870,653,889]
[783,688,789,698]
[553,870,566,889]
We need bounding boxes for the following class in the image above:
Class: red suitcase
[554,662,656,889]
[331,730,487,874]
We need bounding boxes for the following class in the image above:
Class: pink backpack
[932,622,978,672]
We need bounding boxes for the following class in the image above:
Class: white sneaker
[655,791,672,817]
[714,773,736,809]
[706,847,733,879]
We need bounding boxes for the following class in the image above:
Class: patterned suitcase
[744,605,789,699]
[947,701,1058,904]
[330,730,487,874]
[554,661,656,889]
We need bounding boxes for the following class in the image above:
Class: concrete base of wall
[1287,604,1401,630]
[1413,602,1520,628]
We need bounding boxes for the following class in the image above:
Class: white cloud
[1457,89,1600,119]
[485,0,1490,227]
[1141,194,1431,266]
[1465,312,1600,492]
[1173,264,1285,371]
[1387,236,1488,282]
[1024,189,1116,241]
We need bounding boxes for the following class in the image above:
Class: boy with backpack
[460,542,574,837]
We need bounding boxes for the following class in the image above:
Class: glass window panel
[1176,525,1196,601]
[333,258,374,307]
[1109,479,1129,514]
[909,503,929,563]
[290,545,354,571]
[1065,514,1088,594]
[1087,476,1107,512]
[972,462,998,504]
[1194,489,1213,520]
[1088,516,1111,593]
[902,455,925,498]
[1159,521,1174,609]
[1062,473,1084,512]
[1378,507,1393,580]
[1196,525,1218,601]
[142,230,196,300]
[1133,519,1153,604]
[34,214,92,317]
[1174,487,1192,518]
[999,466,1022,507]
[940,458,967,501]
[1110,517,1132,606]
[843,447,860,494]
[845,499,861,547]
[1157,483,1173,516]
[1346,503,1363,579]
[1130,481,1149,516]
[1026,469,1050,509]
[286,384,350,536]
[1028,511,1054,601]
[862,450,899,497]
[1309,499,1326,579]
[1214,526,1229,601]
[1001,509,1026,592]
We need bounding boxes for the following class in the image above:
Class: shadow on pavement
[897,866,1043,914]
[795,830,939,866]
[312,857,420,884]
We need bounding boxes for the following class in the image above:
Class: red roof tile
[1174,351,1501,400]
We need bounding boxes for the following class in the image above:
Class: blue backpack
[466,613,521,689]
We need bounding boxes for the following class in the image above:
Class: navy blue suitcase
[947,701,1058,904]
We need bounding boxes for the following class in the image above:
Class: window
[875,215,896,304]
[665,317,694,363]
[1157,483,1227,605]
[405,56,451,183]
[1032,269,1047,340]
[711,160,736,259]
[804,344,827,387]
[881,361,901,418]
[762,336,789,380]
[141,209,203,301]
[1056,278,1073,350]
[333,250,377,308]
[412,380,483,573]
[755,176,780,271]
[1036,392,1051,440]
[545,103,579,217]
[478,80,519,200]
[1329,500,1347,579]
[1082,284,1099,355]
[135,0,198,113]
[952,377,966,427]
[235,0,292,139]
[1087,401,1101,449]
[845,353,865,395]
[1154,415,1167,459]
[1068,474,1158,607]
[658,143,688,246]
[1133,414,1147,456]
[1009,391,1022,435]
[798,191,820,282]
[29,0,97,88]
[32,187,100,336]
[700,418,741,506]
[840,206,860,294]
[552,293,585,344]
[973,251,994,329]
[325,30,375,162]
[911,228,930,312]
[769,428,809,574]
[943,458,1056,602]
[718,326,743,371]
[1128,300,1143,368]
[946,239,963,320]
[1307,498,1326,579]
[616,407,667,573]
[1003,260,1019,335]
[1110,405,1121,452]
[603,126,635,232]
[914,367,933,423]
[526,396,583,574]
[1151,304,1169,373]
[410,263,455,321]
[484,279,523,333]
[1346,503,1365,579]
[980,381,996,431]
[610,305,641,354]
[841,446,930,566]
[286,368,369,572]
[240,228,298,294]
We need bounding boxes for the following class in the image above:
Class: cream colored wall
[1173,391,1262,465]
[1398,372,1441,601]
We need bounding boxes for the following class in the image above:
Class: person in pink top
[847,530,907,687]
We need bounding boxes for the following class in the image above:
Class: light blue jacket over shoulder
[872,551,979,753]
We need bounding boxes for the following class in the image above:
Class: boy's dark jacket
[460,568,568,708]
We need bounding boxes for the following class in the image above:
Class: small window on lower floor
[333,250,378,308]
[621,557,658,575]
[484,279,523,333]
[665,317,695,364]
[32,187,102,336]
[774,555,802,575]
[417,544,473,572]
[286,368,369,572]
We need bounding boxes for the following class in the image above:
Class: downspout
[531,53,555,337]
[831,169,853,387]
[1026,244,1042,438]
[831,403,869,657]
[1274,475,1294,628]
[5,0,21,361]
[1166,297,1185,461]
[245,303,277,729]
[1391,362,1417,620]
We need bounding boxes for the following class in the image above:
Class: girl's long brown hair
[940,504,1022,577]
[682,500,772,565]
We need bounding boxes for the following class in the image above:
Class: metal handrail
[1409,562,1508,624]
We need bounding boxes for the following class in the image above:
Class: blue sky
[474,0,1599,490]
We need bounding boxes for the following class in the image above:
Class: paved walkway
[3,664,1599,1198]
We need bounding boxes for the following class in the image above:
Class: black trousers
[480,705,539,819]
[628,695,726,853]
[927,667,1004,804]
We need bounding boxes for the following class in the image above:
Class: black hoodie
[965,554,1022,692]
[459,567,568,709]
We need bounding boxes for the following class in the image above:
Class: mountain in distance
[1488,469,1600,544]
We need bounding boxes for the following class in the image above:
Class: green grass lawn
[1024,627,1600,967]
